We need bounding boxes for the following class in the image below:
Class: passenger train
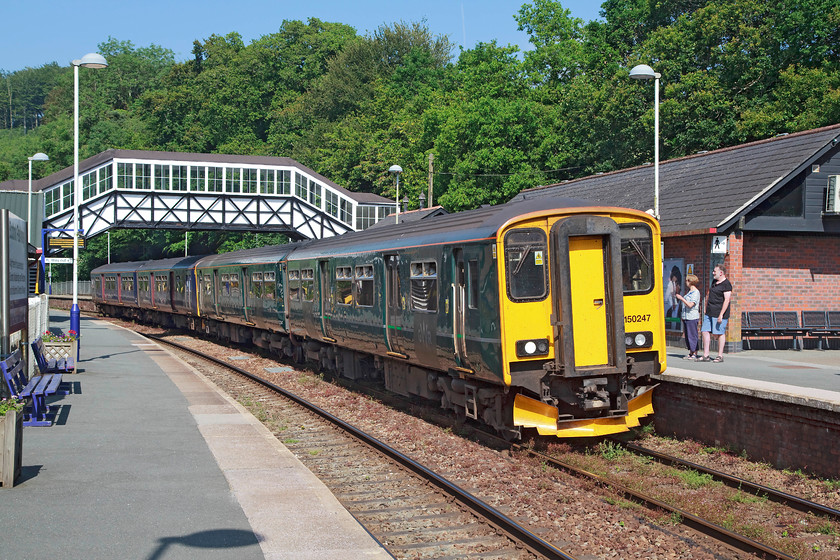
[92,197,666,439]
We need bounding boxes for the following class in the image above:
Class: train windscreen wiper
[512,245,532,276]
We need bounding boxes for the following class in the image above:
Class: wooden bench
[1,349,65,427]
[31,337,76,375]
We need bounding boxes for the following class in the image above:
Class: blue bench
[31,337,75,374]
[1,349,66,427]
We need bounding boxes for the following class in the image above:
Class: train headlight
[516,338,550,357]
[625,331,653,349]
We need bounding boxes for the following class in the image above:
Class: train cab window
[251,272,263,297]
[288,269,300,301]
[301,268,315,302]
[335,267,353,305]
[263,272,276,300]
[620,224,654,294]
[504,229,548,302]
[468,260,479,309]
[355,265,374,307]
[410,261,438,312]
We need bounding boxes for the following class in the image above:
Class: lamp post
[630,63,660,220]
[388,164,402,224]
[28,152,49,245]
[71,52,108,342]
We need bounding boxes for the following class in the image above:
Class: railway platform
[1,310,391,560]
[660,344,840,407]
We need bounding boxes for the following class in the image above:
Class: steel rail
[515,444,796,560]
[148,334,578,560]
[618,440,840,521]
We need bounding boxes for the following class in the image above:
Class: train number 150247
[624,314,651,323]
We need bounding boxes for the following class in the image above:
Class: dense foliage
[1,1,839,277]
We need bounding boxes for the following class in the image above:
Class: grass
[597,440,630,460]
[727,490,767,504]
[675,469,716,489]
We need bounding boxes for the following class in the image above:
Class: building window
[504,228,547,302]
[260,169,275,194]
[309,181,322,208]
[356,205,376,230]
[208,167,223,192]
[295,173,307,200]
[243,168,258,193]
[340,198,352,225]
[173,165,188,191]
[326,191,338,218]
[154,164,170,190]
[278,170,291,195]
[62,181,73,210]
[226,168,241,193]
[190,166,205,191]
[82,171,97,200]
[117,162,133,189]
[379,206,395,221]
[45,187,61,216]
[98,165,113,194]
[410,261,438,312]
[136,164,152,190]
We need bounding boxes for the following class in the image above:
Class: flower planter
[1,410,23,488]
[42,340,78,374]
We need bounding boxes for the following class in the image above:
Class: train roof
[136,255,207,273]
[194,242,305,268]
[287,197,610,259]
[90,260,150,275]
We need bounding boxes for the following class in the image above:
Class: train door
[549,217,626,375]
[213,270,220,315]
[117,274,123,304]
[384,254,405,356]
[169,272,176,311]
[318,260,334,341]
[242,268,252,324]
[452,249,470,370]
[280,263,290,331]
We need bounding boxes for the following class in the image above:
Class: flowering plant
[42,329,79,343]
[0,397,24,416]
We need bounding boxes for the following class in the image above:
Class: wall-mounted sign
[711,236,728,254]
[44,257,74,264]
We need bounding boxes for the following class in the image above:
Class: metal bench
[1,349,65,427]
[742,311,780,350]
[772,311,807,351]
[801,311,831,350]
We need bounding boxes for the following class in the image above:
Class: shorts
[701,315,728,335]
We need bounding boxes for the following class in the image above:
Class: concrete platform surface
[0,311,391,560]
[660,344,840,410]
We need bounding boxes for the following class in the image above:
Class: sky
[1,0,603,73]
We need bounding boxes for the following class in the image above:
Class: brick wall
[654,382,840,479]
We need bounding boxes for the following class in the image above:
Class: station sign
[48,237,85,250]
[45,257,74,264]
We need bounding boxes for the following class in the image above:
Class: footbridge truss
[37,150,395,247]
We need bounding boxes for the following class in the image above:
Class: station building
[513,123,840,351]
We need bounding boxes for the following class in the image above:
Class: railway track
[149,334,576,560]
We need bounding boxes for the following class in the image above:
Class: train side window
[301,268,315,302]
[410,261,438,312]
[468,260,479,309]
[620,224,654,294]
[251,272,263,297]
[355,265,374,307]
[230,274,241,296]
[504,228,547,302]
[288,269,300,301]
[263,271,276,300]
[335,266,353,305]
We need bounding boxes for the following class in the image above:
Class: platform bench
[31,337,75,375]
[1,349,65,427]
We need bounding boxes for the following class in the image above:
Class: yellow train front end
[497,206,665,438]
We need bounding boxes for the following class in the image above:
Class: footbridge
[34,150,396,247]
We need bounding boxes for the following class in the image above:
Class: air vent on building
[827,175,840,213]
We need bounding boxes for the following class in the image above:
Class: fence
[48,281,91,296]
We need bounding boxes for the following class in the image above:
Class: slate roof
[512,124,840,234]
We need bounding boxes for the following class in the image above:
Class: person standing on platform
[676,274,701,360]
[700,265,732,362]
